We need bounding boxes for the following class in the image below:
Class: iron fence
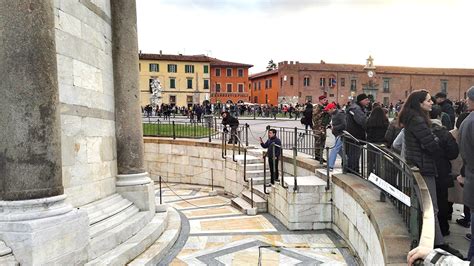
[341,131,423,247]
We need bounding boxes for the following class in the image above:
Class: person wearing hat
[312,95,331,162]
[435,92,455,130]
[325,103,346,170]
[345,93,370,172]
[221,111,239,144]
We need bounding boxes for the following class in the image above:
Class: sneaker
[466,234,471,241]
[456,218,471,228]
[434,244,464,260]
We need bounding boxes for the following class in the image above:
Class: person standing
[326,103,346,171]
[312,95,331,162]
[345,93,370,173]
[221,111,239,144]
[459,86,474,260]
[301,101,314,130]
[399,90,461,257]
[435,92,456,130]
[260,129,282,185]
[365,106,389,174]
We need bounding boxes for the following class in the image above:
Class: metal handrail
[341,130,434,248]
[270,143,288,189]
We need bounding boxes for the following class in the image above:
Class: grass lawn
[143,123,215,138]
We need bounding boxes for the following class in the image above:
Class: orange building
[249,69,279,105]
[209,59,253,104]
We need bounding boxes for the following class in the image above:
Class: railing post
[281,150,288,188]
[193,122,197,138]
[251,177,254,208]
[294,127,298,155]
[325,146,330,191]
[263,153,268,194]
[409,175,421,248]
[245,123,249,147]
[232,140,237,162]
[293,147,298,192]
[342,135,347,174]
[208,120,212,142]
[243,148,247,182]
[271,143,276,184]
[253,107,256,120]
[159,175,162,205]
[172,121,176,139]
[211,169,214,192]
[214,117,218,132]
[361,143,365,178]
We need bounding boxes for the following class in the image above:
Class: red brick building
[209,59,253,104]
[277,58,474,106]
[249,69,279,105]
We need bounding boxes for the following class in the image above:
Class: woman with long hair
[399,90,461,256]
[366,106,389,174]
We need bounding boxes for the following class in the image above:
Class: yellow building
[138,53,211,107]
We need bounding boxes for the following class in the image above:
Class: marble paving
[156,183,358,265]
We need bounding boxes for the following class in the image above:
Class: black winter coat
[431,122,459,187]
[439,100,455,130]
[403,114,441,177]
[366,122,389,144]
[345,103,367,140]
[222,115,239,127]
[385,120,402,148]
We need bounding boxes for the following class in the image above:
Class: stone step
[89,205,140,238]
[80,194,123,217]
[246,176,271,186]
[241,190,267,213]
[128,208,181,266]
[245,163,265,171]
[251,184,271,200]
[88,198,134,225]
[86,210,168,266]
[233,155,262,164]
[87,211,154,261]
[231,197,253,214]
[246,169,270,178]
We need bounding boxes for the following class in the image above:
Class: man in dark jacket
[221,111,239,144]
[459,86,474,260]
[435,92,455,130]
[260,129,282,185]
[345,93,370,173]
[430,105,459,236]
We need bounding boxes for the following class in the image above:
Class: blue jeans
[469,212,474,260]
[328,136,343,169]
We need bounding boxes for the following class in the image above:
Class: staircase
[230,153,271,214]
[79,193,181,265]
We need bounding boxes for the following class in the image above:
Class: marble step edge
[89,205,140,239]
[87,211,154,260]
[80,194,123,214]
[128,207,181,266]
[0,254,19,266]
[85,210,169,266]
[0,241,12,256]
[88,199,134,225]
[231,197,260,214]
[241,190,267,204]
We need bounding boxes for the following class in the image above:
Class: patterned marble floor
[156,183,358,265]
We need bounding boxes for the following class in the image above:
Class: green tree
[267,60,277,71]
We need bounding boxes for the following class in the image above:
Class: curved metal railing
[341,130,434,248]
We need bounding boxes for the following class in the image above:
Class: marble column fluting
[0,0,63,200]
[111,0,146,175]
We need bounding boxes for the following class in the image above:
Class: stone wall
[331,174,411,265]
[54,0,117,207]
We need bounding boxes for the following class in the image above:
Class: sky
[136,0,474,74]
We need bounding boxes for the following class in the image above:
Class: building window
[254,96,258,103]
[187,78,193,89]
[253,82,257,91]
[149,63,159,72]
[185,65,194,73]
[329,94,335,97]
[204,65,209,74]
[258,81,261,90]
[215,68,221,76]
[319,78,325,87]
[383,79,390,93]
[168,64,177,73]
[226,68,232,77]
[280,77,283,87]
[216,83,221,92]
[329,78,336,87]
[269,79,272,88]
[204,79,209,89]
[350,80,357,91]
[169,78,176,89]
[341,78,345,87]
[186,96,193,103]
[169,95,176,104]
[148,78,156,93]
[238,68,244,77]
[441,80,448,93]
[290,76,294,85]
[226,83,232,92]
[238,83,244,92]
[383,97,389,106]
[304,77,310,87]
[305,96,312,102]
